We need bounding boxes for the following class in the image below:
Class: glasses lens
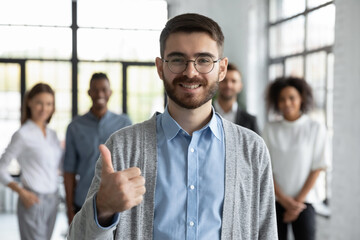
[195,56,213,73]
[168,56,186,73]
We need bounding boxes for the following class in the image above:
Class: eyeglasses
[162,55,222,74]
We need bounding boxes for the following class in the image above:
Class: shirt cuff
[93,193,120,229]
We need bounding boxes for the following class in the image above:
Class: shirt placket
[97,119,103,146]
[186,133,199,240]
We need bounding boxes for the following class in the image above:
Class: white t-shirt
[214,99,238,123]
[262,115,330,204]
[0,120,63,194]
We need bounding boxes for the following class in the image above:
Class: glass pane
[306,52,327,111]
[78,0,167,29]
[326,53,334,129]
[269,0,305,22]
[285,56,304,77]
[0,26,72,59]
[269,16,305,58]
[312,89,326,109]
[78,29,160,61]
[282,0,306,19]
[327,53,334,90]
[26,61,72,142]
[0,0,71,26]
[306,51,327,89]
[0,63,21,175]
[306,4,335,50]
[269,63,284,81]
[308,0,332,9]
[269,0,279,22]
[78,63,123,117]
[127,66,164,123]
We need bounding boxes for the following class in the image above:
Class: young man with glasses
[68,13,277,240]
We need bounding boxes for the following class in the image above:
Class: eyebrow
[166,52,217,59]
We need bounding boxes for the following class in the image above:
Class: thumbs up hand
[96,144,146,225]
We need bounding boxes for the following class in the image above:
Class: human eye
[196,56,212,65]
[169,57,185,65]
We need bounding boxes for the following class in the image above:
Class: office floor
[0,210,68,240]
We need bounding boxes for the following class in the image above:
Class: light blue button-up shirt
[154,107,225,239]
[92,108,225,238]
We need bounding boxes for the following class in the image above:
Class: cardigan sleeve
[258,141,278,240]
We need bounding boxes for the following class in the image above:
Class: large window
[0,0,167,143]
[268,0,335,215]
[0,0,167,186]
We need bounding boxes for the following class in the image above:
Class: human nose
[94,89,105,97]
[224,80,232,88]
[284,99,292,106]
[183,60,198,78]
[43,103,52,111]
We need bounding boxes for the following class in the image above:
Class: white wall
[326,0,360,239]
[166,0,268,129]
[317,1,360,239]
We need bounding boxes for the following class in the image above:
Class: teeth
[181,84,200,89]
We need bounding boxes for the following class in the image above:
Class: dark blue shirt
[64,111,131,207]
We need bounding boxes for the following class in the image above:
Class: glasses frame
[161,55,223,74]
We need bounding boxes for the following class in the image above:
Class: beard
[218,91,235,101]
[162,71,220,109]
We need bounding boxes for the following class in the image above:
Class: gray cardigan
[68,114,277,239]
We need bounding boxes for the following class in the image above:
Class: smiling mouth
[180,83,201,89]
[96,99,106,104]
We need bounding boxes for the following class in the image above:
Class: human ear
[218,57,228,82]
[155,57,164,80]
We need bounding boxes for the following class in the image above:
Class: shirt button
[189,221,194,227]
[190,185,195,190]
[190,148,194,153]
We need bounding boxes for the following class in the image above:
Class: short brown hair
[159,13,225,58]
[21,83,55,125]
[227,63,242,78]
[265,76,314,114]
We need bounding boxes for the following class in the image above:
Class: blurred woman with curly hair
[263,77,330,240]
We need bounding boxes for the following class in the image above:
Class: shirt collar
[208,108,222,141]
[214,99,238,115]
[161,106,222,141]
[86,110,110,122]
[161,107,182,140]
[26,119,49,135]
[231,101,238,112]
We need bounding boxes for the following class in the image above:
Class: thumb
[99,144,114,175]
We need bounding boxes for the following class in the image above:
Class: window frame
[0,1,167,119]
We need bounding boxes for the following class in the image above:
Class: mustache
[172,76,207,85]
